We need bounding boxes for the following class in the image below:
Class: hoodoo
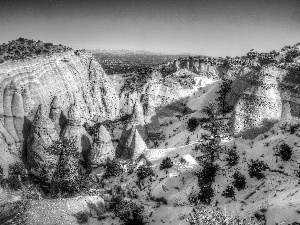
[89,125,115,167]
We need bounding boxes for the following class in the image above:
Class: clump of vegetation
[187,118,199,132]
[232,171,246,191]
[226,147,240,167]
[103,159,123,178]
[277,143,292,161]
[215,76,233,115]
[221,185,235,200]
[51,138,87,196]
[196,185,215,205]
[159,157,173,170]
[248,159,268,180]
[6,162,28,191]
[0,38,72,61]
[73,211,89,224]
[113,198,146,225]
[137,165,154,181]
[197,162,219,185]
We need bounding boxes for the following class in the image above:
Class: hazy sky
[1,0,300,57]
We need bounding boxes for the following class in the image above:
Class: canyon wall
[0,51,119,162]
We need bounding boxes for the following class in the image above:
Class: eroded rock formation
[89,125,115,167]
[61,103,92,160]
[231,67,282,138]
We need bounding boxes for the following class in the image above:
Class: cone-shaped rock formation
[89,125,115,167]
[231,71,282,138]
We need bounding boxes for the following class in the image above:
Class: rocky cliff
[0,51,119,169]
[228,65,300,138]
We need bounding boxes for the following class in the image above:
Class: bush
[104,159,123,178]
[197,185,215,204]
[221,186,235,200]
[8,162,28,182]
[7,175,22,191]
[197,162,219,185]
[73,211,88,224]
[187,118,199,132]
[277,143,292,161]
[136,165,153,181]
[159,157,173,170]
[114,199,146,225]
[226,148,239,167]
[232,171,246,191]
[248,159,268,180]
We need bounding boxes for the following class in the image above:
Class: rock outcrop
[89,125,115,167]
[116,100,148,158]
[61,103,92,160]
[0,51,119,170]
[129,127,148,160]
[49,96,63,135]
[231,67,282,138]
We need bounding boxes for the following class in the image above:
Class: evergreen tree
[215,76,233,115]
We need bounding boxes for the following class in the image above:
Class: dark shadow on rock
[81,134,91,168]
[59,111,68,136]
[21,116,32,168]
[234,118,278,140]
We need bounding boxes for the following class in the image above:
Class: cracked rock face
[89,125,115,166]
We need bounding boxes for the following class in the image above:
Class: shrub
[187,118,199,132]
[104,159,123,178]
[197,185,215,204]
[197,162,219,185]
[73,211,88,224]
[114,199,146,225]
[8,162,28,182]
[232,171,246,191]
[159,157,173,170]
[226,148,239,167]
[221,186,235,200]
[248,159,268,180]
[7,175,22,191]
[277,143,292,161]
[137,165,153,181]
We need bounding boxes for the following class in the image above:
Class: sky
[0,0,300,57]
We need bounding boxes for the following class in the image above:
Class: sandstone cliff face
[174,58,222,78]
[0,52,119,124]
[0,52,119,162]
[228,65,300,138]
[231,67,282,138]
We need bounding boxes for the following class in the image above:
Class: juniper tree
[215,76,233,115]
